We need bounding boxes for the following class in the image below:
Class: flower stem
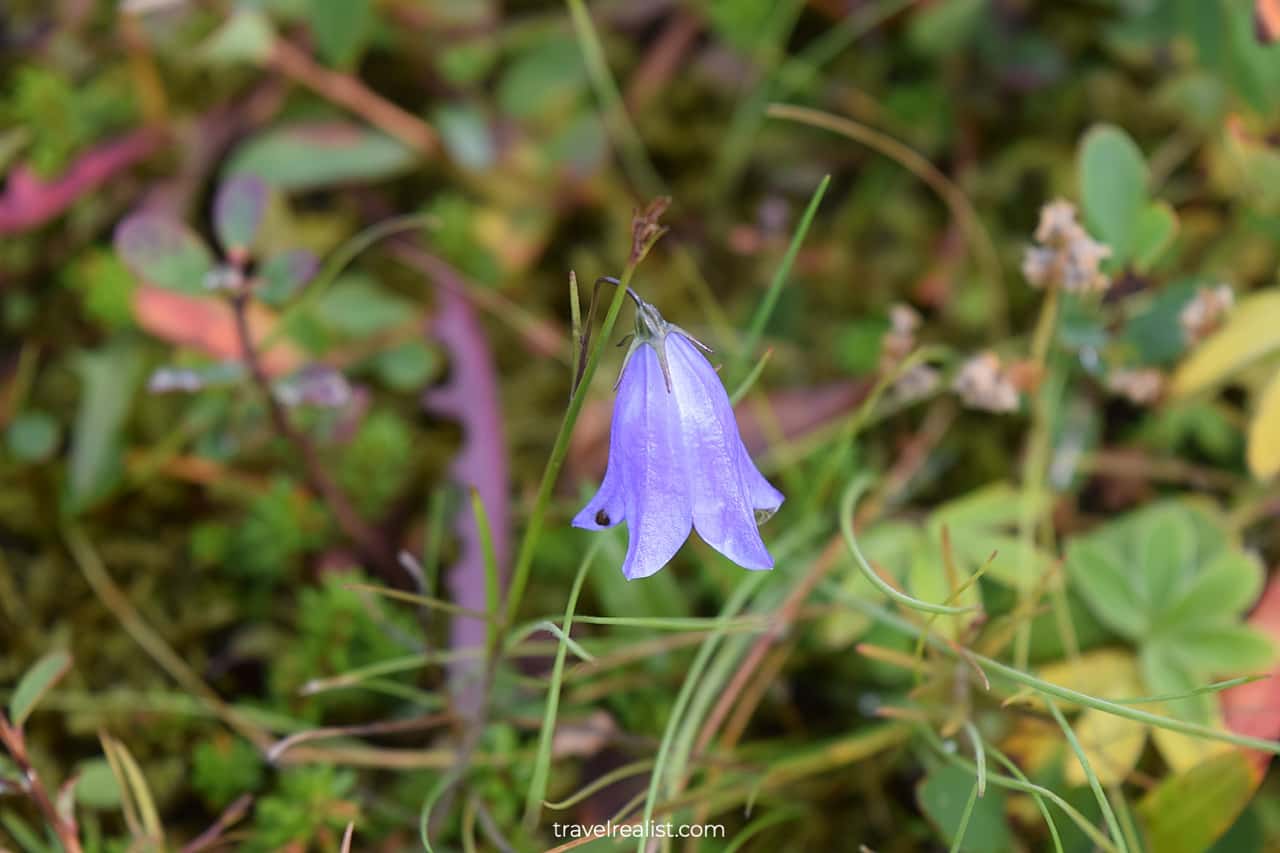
[502,264,637,630]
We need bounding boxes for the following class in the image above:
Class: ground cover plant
[5,0,1280,850]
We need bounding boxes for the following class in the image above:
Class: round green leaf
[5,410,59,462]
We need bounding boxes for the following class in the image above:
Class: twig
[228,291,403,584]
[267,38,438,156]
[0,715,83,853]
[181,794,253,853]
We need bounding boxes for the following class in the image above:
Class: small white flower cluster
[1021,199,1112,293]
[953,351,1020,413]
[1179,284,1234,345]
[880,304,940,403]
[1106,367,1164,405]
[880,303,921,369]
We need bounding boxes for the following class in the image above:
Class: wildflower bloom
[573,293,784,579]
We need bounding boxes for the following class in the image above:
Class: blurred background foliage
[5,0,1280,850]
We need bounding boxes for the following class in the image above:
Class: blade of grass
[949,782,980,853]
[1044,697,1128,853]
[543,760,654,810]
[723,804,807,853]
[563,0,663,195]
[985,740,1064,853]
[919,725,1115,853]
[767,103,1006,333]
[729,347,773,405]
[736,175,831,376]
[638,574,767,852]
[710,0,807,196]
[840,475,976,615]
[506,620,595,664]
[961,721,986,798]
[471,489,502,654]
[343,583,493,621]
[65,525,272,750]
[523,541,600,829]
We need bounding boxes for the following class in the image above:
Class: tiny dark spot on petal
[595,510,611,526]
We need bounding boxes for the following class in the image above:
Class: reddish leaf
[132,285,302,376]
[0,128,166,234]
[1223,570,1280,769]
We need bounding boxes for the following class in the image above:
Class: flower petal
[572,418,626,531]
[616,344,693,579]
[668,335,774,571]
[736,442,784,514]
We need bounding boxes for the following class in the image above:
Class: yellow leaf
[1068,708,1147,786]
[1138,749,1262,853]
[1247,366,1280,478]
[1036,649,1149,784]
[1172,291,1280,397]
[1151,721,1231,773]
[1036,648,1143,707]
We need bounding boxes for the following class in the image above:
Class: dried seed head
[1180,284,1235,345]
[1022,199,1112,294]
[953,351,1020,413]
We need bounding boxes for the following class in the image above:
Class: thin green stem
[1044,697,1128,853]
[985,741,1064,853]
[262,212,437,351]
[564,0,663,196]
[737,175,831,375]
[503,267,634,629]
[471,490,502,654]
[841,475,976,616]
[638,575,765,852]
[836,592,1280,755]
[1015,283,1066,670]
[949,782,980,853]
[523,541,600,828]
[919,725,1115,853]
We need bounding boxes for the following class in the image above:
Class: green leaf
[1132,201,1178,273]
[1079,124,1148,265]
[213,174,268,257]
[308,0,373,68]
[199,9,276,65]
[928,483,1052,587]
[5,410,59,463]
[228,122,418,190]
[917,763,1011,852]
[1066,538,1146,638]
[1136,502,1196,614]
[114,214,215,294]
[373,341,439,392]
[907,0,987,57]
[1167,626,1277,675]
[497,36,587,119]
[10,650,72,728]
[257,249,319,306]
[65,344,144,513]
[434,104,495,171]
[1138,750,1260,853]
[75,758,122,809]
[315,275,414,337]
[1172,291,1280,397]
[1158,550,1264,631]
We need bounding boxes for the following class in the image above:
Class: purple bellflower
[573,292,784,579]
